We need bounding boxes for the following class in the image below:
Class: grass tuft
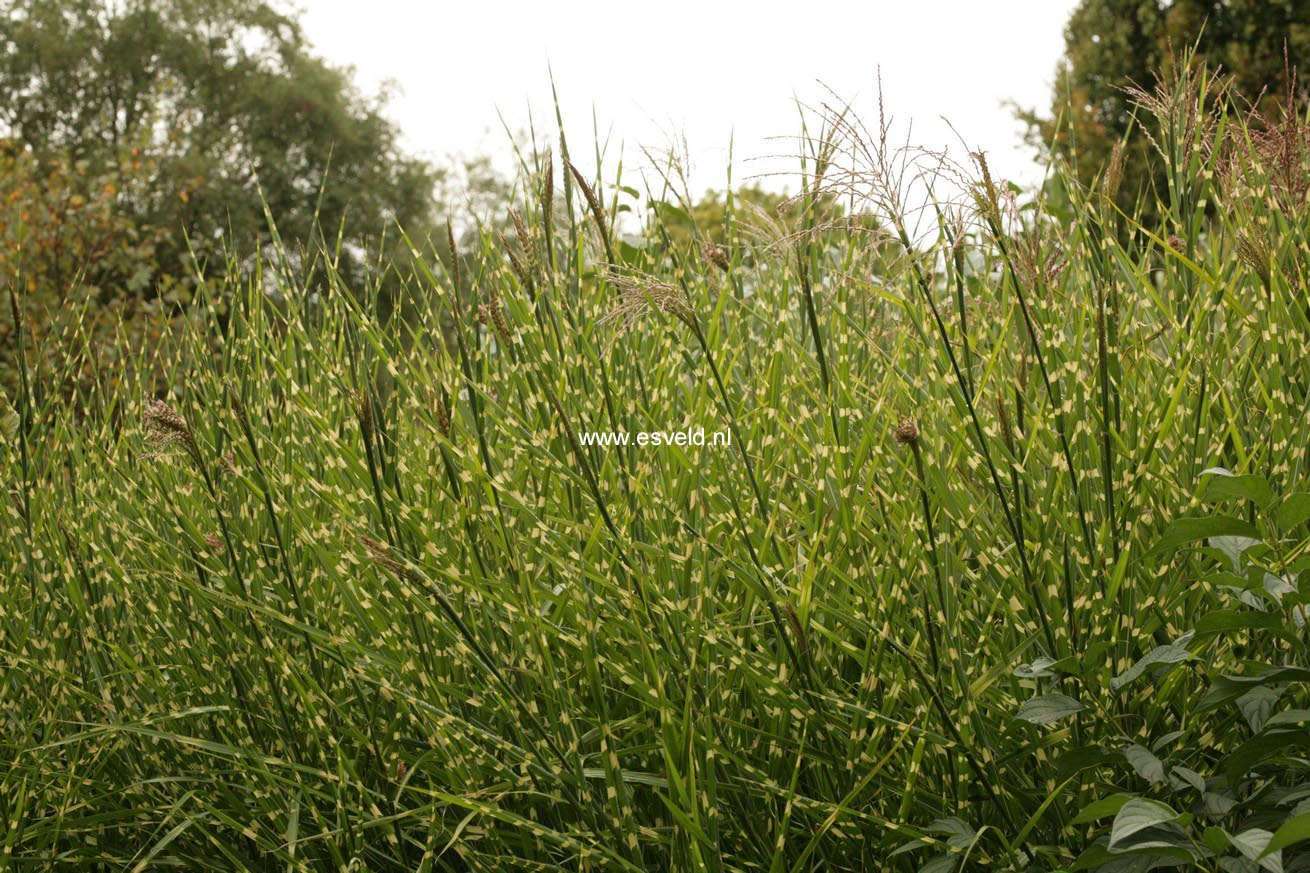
[3,71,1310,869]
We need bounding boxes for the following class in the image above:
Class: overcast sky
[297,1,1079,200]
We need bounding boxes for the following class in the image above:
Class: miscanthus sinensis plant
[2,65,1310,870]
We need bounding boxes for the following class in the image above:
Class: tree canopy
[1025,0,1310,217]
[1,0,448,394]
[1,0,440,300]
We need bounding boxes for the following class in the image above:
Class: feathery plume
[143,398,201,467]
[600,271,697,341]
[1103,142,1125,202]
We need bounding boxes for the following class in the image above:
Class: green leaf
[920,856,956,873]
[1014,656,1059,679]
[1264,709,1310,729]
[1200,667,1310,711]
[1057,745,1119,780]
[1223,730,1310,783]
[1210,535,1263,572]
[1228,828,1282,873]
[1152,730,1185,753]
[1122,743,1166,784]
[1203,791,1237,816]
[1202,826,1230,853]
[1238,686,1283,733]
[926,816,976,848]
[1015,693,1085,725]
[1169,766,1206,793]
[1198,467,1275,508]
[1081,640,1115,673]
[1111,640,1193,691]
[1263,814,1310,857]
[1150,515,1260,557]
[1108,798,1183,849]
[648,199,690,223]
[617,241,645,266]
[1277,493,1310,531]
[887,839,927,858]
[1071,839,1195,869]
[1195,609,1283,637]
[1072,793,1136,824]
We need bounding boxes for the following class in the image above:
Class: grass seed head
[510,208,531,254]
[600,272,697,341]
[446,217,461,299]
[485,287,513,346]
[499,230,531,287]
[143,398,200,466]
[567,160,612,257]
[1103,142,1126,202]
[893,417,920,447]
[702,241,731,272]
[1236,231,1273,288]
[353,390,373,447]
[360,534,413,580]
[435,393,451,438]
[542,147,554,231]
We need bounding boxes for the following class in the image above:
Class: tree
[1024,0,1310,218]
[0,136,183,398]
[646,184,871,267]
[0,0,441,311]
[648,185,794,258]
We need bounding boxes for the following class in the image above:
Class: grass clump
[3,67,1310,870]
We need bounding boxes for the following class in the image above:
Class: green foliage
[0,0,441,300]
[649,185,803,252]
[3,65,1310,869]
[0,137,197,399]
[1030,468,1310,871]
[1024,0,1310,224]
[645,183,885,271]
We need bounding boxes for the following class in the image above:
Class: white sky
[297,0,1078,202]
